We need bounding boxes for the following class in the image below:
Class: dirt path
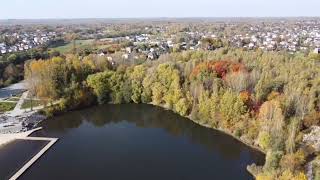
[8,91,29,117]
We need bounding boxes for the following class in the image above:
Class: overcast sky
[1,0,319,19]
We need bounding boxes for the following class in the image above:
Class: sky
[0,0,319,19]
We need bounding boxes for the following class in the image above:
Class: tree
[130,65,146,103]
[65,33,78,54]
[198,91,219,125]
[151,82,165,105]
[286,118,300,154]
[87,71,114,104]
[175,97,192,116]
[259,100,285,133]
[220,90,247,128]
[3,63,19,80]
[225,71,250,93]
[7,54,17,63]
[259,100,285,151]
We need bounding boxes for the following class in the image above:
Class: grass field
[0,102,16,112]
[21,100,43,109]
[7,97,20,101]
[52,39,95,53]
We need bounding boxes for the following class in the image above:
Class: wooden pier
[8,134,58,180]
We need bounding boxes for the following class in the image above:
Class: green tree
[7,54,17,63]
[130,65,146,103]
[220,90,247,128]
[87,71,114,104]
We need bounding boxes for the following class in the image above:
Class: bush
[279,170,307,180]
[258,131,272,150]
[264,150,283,171]
[280,150,306,172]
[303,111,320,128]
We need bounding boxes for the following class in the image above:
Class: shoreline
[0,127,43,148]
[147,102,265,155]
[188,116,265,154]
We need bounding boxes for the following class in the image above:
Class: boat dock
[9,136,58,180]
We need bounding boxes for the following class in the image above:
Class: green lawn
[0,102,16,112]
[21,100,43,109]
[52,39,95,53]
[7,97,20,101]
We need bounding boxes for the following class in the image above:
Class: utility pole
[30,51,34,111]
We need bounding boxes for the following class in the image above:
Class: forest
[0,45,61,87]
[25,48,320,180]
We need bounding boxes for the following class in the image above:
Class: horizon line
[1,16,320,20]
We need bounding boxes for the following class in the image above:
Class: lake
[3,104,264,180]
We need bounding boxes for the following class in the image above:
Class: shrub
[258,131,272,150]
[303,111,320,128]
[264,150,283,171]
[280,150,306,172]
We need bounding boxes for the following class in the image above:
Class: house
[0,49,6,54]
[122,54,129,60]
[248,43,255,49]
[147,51,158,60]
[126,47,133,54]
[98,52,105,57]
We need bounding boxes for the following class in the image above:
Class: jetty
[9,136,58,180]
[0,127,58,180]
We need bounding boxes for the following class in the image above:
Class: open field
[51,39,95,53]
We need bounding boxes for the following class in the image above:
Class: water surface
[0,140,47,179]
[20,104,264,180]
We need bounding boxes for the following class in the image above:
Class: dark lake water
[6,104,264,180]
[0,140,47,179]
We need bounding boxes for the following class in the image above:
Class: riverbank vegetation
[25,48,320,179]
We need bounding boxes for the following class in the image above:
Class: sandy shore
[0,127,42,148]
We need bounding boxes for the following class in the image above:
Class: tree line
[25,48,320,179]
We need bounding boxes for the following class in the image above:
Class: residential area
[1,18,320,59]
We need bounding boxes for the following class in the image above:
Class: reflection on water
[22,104,264,180]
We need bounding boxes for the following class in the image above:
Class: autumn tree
[220,90,247,129]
